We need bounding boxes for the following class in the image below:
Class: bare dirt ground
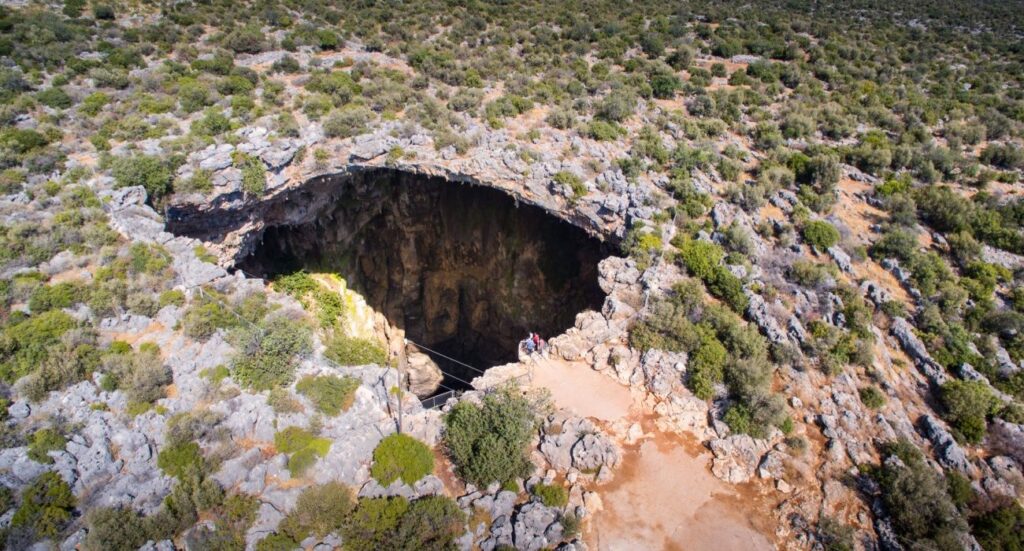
[527,358,635,422]
[589,433,776,551]
[524,357,778,550]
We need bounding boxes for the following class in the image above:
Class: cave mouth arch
[236,168,611,394]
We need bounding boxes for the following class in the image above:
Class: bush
[342,496,464,551]
[111,155,172,203]
[235,153,266,196]
[940,379,998,444]
[532,483,568,508]
[586,120,625,141]
[295,374,360,416]
[678,239,724,280]
[231,316,312,390]
[84,507,149,551]
[277,482,354,541]
[444,387,536,486]
[371,433,434,486]
[91,4,115,18]
[971,503,1024,550]
[224,24,267,54]
[37,87,73,109]
[688,332,727,399]
[0,309,77,383]
[28,282,79,313]
[11,472,75,539]
[859,386,886,409]
[274,426,331,477]
[552,171,586,203]
[323,106,373,139]
[27,428,65,464]
[325,334,387,366]
[802,220,840,251]
[873,440,968,550]
[181,294,238,340]
[158,441,207,479]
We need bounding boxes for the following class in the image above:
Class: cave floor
[519,358,777,550]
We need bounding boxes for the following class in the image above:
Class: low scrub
[342,496,464,551]
[295,374,360,416]
[371,433,434,486]
[274,426,331,477]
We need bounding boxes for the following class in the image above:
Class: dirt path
[522,358,777,550]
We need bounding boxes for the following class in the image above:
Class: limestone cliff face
[238,169,609,386]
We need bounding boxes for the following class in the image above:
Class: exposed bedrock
[175,168,613,392]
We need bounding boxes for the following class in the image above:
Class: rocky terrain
[0,0,1023,550]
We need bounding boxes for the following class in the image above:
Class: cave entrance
[237,169,610,396]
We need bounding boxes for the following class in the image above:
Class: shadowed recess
[237,169,610,391]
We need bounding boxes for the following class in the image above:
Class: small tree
[444,387,536,486]
[111,155,172,203]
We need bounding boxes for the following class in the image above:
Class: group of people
[521,332,547,356]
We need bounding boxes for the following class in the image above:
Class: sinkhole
[235,169,611,395]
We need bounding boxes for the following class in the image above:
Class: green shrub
[688,332,727,399]
[342,496,464,551]
[444,387,536,486]
[277,482,354,542]
[11,472,75,539]
[859,386,886,409]
[37,87,73,109]
[181,295,237,340]
[532,483,568,508]
[371,433,434,486]
[27,282,79,313]
[873,440,969,550]
[971,503,1024,550]
[235,153,266,196]
[0,309,77,383]
[224,24,267,54]
[802,220,840,251]
[552,171,586,203]
[940,379,998,444]
[27,428,66,464]
[274,426,331,477]
[230,316,311,390]
[678,239,724,280]
[159,289,186,308]
[92,4,115,19]
[158,441,207,479]
[84,507,150,551]
[295,374,360,416]
[111,155,172,203]
[79,92,110,116]
[272,272,346,329]
[586,120,624,141]
[325,334,387,366]
[323,106,374,139]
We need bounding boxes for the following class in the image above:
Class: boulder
[512,501,563,551]
[919,415,973,475]
[709,435,771,484]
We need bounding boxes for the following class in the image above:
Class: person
[532,333,540,349]
[523,333,536,354]
[537,336,547,357]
